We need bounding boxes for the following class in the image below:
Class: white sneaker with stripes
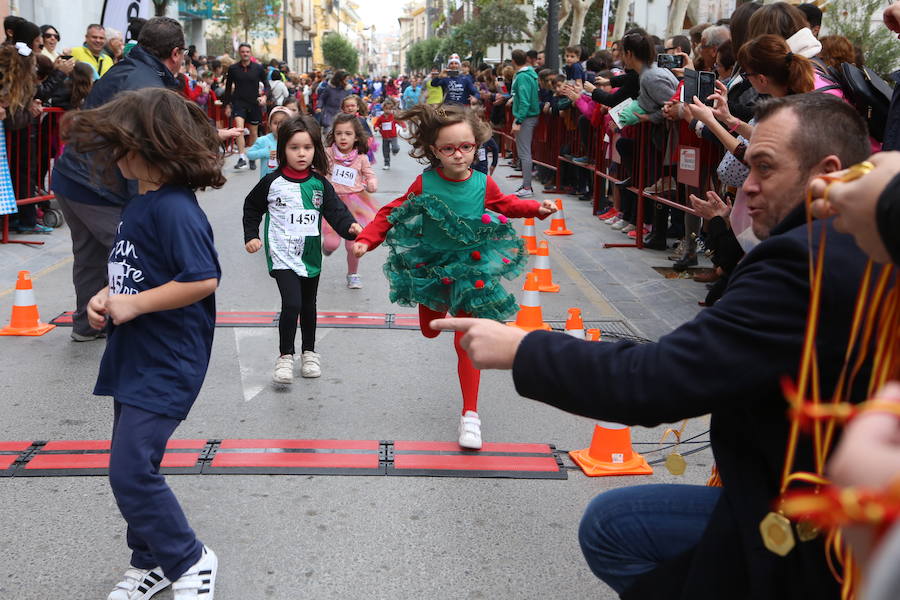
[107,566,170,600]
[172,546,217,599]
[458,411,483,450]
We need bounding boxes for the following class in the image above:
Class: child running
[372,97,401,171]
[243,115,363,384]
[66,88,223,599]
[340,94,376,164]
[352,104,556,449]
[245,106,293,177]
[323,113,378,289]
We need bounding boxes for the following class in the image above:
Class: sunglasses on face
[43,33,59,40]
[435,142,477,157]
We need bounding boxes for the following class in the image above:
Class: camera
[657,54,685,69]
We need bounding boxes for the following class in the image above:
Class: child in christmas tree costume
[352,104,556,449]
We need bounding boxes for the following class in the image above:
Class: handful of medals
[759,161,899,599]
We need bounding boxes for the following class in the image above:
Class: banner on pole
[101,0,154,42]
[600,0,611,49]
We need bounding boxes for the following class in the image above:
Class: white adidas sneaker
[172,546,217,599]
[107,566,170,600]
[458,411,483,450]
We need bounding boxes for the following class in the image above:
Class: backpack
[812,59,892,142]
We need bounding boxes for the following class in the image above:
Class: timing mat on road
[48,311,647,341]
[1,439,567,480]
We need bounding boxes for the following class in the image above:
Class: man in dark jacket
[433,94,875,599]
[51,17,184,341]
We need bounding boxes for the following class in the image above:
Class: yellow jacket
[71,46,113,78]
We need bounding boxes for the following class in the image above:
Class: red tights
[418,304,480,415]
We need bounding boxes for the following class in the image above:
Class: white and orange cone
[509,273,552,331]
[564,308,585,339]
[544,198,573,236]
[586,328,601,341]
[528,241,560,293]
[521,217,538,255]
[569,421,653,477]
[0,271,55,336]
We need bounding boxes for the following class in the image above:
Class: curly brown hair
[0,45,36,114]
[396,104,491,169]
[325,112,369,155]
[62,87,225,190]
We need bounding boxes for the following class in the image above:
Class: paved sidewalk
[0,143,714,599]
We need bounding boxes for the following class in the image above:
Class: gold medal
[760,512,796,556]
[795,520,819,542]
[665,452,686,476]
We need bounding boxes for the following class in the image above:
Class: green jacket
[511,66,540,123]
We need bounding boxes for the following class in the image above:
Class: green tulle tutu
[384,192,528,321]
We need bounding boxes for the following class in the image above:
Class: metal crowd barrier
[490,101,726,250]
[2,107,65,246]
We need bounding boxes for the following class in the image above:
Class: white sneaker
[458,411,483,450]
[172,546,217,599]
[107,566,170,600]
[273,354,294,384]
[382,164,390,170]
[514,187,535,198]
[605,216,621,226]
[611,219,629,231]
[300,351,321,378]
[347,273,362,289]
[621,223,636,233]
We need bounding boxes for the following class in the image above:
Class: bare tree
[612,0,630,43]
[568,0,597,47]
[526,0,572,50]
[667,0,691,38]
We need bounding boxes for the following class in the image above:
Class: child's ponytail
[397,104,492,168]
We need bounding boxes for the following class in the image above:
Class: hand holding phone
[657,54,685,69]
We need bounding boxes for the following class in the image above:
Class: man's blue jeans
[578,484,722,594]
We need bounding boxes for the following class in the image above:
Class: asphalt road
[0,139,711,600]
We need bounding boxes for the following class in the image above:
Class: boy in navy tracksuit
[68,88,224,599]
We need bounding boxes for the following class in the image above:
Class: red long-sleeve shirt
[356,170,546,250]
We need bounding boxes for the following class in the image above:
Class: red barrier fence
[492,102,726,250]
[2,107,65,246]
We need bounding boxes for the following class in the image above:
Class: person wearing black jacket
[433,94,875,599]
[222,43,271,170]
[51,17,184,342]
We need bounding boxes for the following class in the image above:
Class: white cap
[448,53,461,66]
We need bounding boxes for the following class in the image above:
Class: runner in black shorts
[223,43,270,170]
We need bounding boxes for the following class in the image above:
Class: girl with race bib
[323,113,378,289]
[352,104,556,449]
[243,115,363,384]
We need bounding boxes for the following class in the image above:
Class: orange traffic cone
[569,421,653,477]
[528,241,559,292]
[508,273,552,331]
[544,199,573,236]
[521,217,538,255]
[564,308,585,339]
[586,328,601,341]
[0,271,55,337]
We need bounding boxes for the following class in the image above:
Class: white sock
[240,153,247,160]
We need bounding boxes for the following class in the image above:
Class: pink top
[813,73,845,99]
[325,145,377,195]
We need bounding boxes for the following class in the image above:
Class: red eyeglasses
[435,142,477,157]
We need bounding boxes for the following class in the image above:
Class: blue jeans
[579,484,721,594]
